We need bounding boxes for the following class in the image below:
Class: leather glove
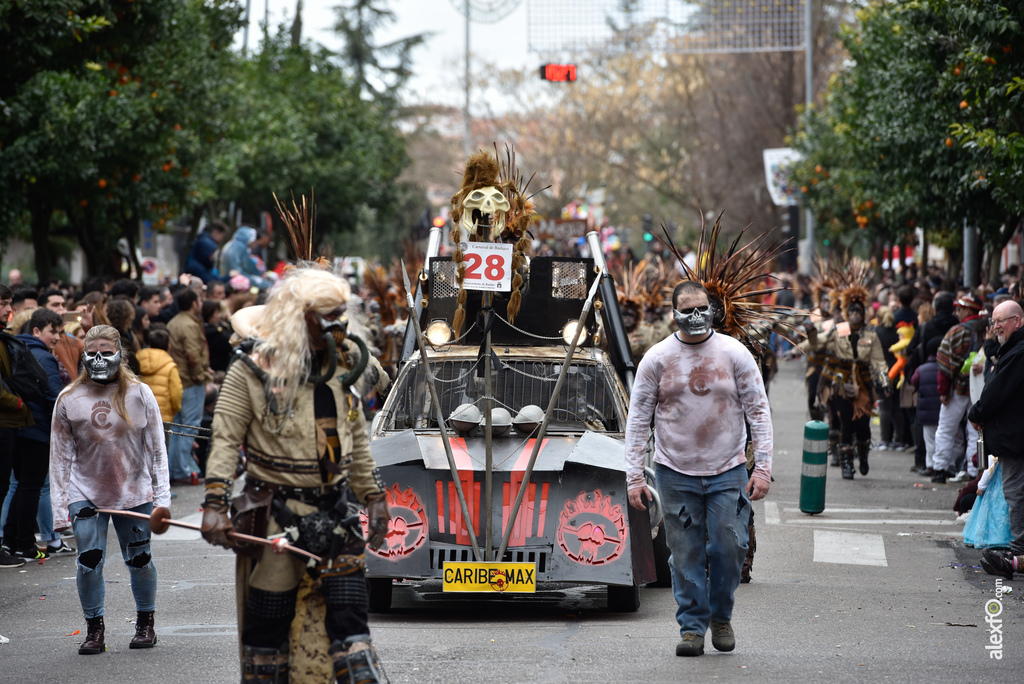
[201,501,235,549]
[842,382,856,399]
[365,492,391,550]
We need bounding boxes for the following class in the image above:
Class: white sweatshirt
[49,378,172,529]
[625,331,773,489]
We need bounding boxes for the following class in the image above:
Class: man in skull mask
[201,267,391,683]
[626,280,772,657]
[818,283,889,480]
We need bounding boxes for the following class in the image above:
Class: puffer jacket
[911,356,941,425]
[136,348,184,422]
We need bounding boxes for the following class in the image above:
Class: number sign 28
[461,243,513,292]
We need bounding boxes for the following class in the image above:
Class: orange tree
[0,0,243,279]
[790,0,1021,274]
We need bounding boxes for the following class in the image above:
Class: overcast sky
[237,1,534,104]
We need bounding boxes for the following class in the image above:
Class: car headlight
[561,319,588,346]
[425,320,453,347]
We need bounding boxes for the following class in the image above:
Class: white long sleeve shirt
[625,331,773,490]
[49,378,171,529]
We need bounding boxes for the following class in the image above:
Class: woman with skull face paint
[818,284,890,479]
[49,324,171,654]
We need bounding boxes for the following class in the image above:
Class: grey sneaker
[710,621,736,652]
[676,632,704,657]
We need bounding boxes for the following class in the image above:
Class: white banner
[763,147,803,207]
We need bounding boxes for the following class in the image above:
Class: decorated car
[362,223,662,612]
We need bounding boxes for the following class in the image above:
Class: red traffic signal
[540,64,577,82]
[432,215,446,228]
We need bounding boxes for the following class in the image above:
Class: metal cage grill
[432,261,460,299]
[551,262,587,299]
[386,358,621,433]
[527,0,805,54]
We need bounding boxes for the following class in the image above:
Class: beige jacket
[207,342,382,504]
[168,310,211,388]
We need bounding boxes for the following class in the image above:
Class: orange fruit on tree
[80,199,88,207]
[945,137,954,147]
[960,100,969,109]
[815,165,823,173]
[108,89,117,97]
[953,67,961,76]
[98,178,107,188]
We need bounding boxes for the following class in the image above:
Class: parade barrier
[799,420,829,514]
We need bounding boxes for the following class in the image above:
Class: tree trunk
[28,195,53,283]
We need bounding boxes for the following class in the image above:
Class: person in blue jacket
[3,308,66,560]
[220,226,271,289]
[184,220,229,284]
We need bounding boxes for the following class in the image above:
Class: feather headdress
[448,145,539,337]
[656,213,804,352]
[832,258,873,316]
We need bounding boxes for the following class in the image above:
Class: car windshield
[381,356,623,433]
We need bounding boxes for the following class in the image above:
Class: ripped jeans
[68,500,157,620]
[654,463,750,635]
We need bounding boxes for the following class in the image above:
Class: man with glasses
[625,280,772,657]
[969,301,1024,579]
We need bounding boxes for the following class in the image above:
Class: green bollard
[800,420,829,515]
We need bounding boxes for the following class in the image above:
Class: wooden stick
[95,509,322,563]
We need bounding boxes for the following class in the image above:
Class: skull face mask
[82,349,122,383]
[459,186,510,241]
[673,305,712,337]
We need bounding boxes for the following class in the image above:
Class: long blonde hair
[255,268,350,411]
[59,324,140,427]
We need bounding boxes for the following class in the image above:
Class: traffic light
[432,215,446,228]
[642,213,653,242]
[539,64,577,82]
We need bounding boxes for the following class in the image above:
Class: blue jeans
[655,463,750,635]
[68,500,157,620]
[168,383,204,480]
[2,473,60,545]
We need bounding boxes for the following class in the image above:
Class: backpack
[0,333,49,404]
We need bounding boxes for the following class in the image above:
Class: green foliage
[0,1,418,278]
[789,0,1022,259]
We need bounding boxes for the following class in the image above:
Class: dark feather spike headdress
[656,213,805,353]
[448,146,542,337]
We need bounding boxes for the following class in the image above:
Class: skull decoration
[82,349,122,383]
[672,305,712,337]
[460,186,510,241]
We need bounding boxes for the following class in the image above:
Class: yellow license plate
[442,562,536,593]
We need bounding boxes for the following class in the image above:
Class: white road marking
[787,518,958,526]
[764,501,780,525]
[783,507,951,515]
[813,530,887,566]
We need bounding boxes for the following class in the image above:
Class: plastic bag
[962,462,1013,549]
[969,348,986,404]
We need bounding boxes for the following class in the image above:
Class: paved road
[0,361,1019,682]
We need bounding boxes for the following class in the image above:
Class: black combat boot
[241,643,289,683]
[129,610,157,648]
[857,440,871,476]
[79,616,105,655]
[331,634,389,684]
[840,445,856,480]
